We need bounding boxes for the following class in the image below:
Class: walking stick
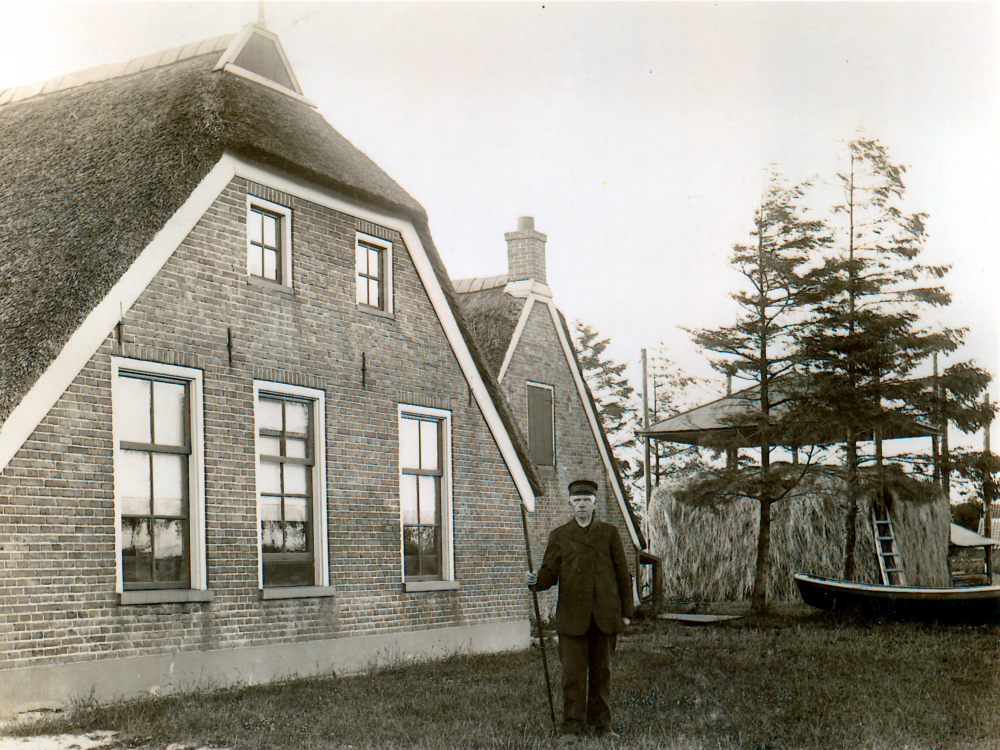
[520,501,557,733]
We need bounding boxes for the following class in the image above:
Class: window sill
[248,276,295,298]
[260,586,338,600]
[119,589,214,605]
[404,580,460,593]
[356,303,394,320]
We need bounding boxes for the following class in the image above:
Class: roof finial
[257,1,267,27]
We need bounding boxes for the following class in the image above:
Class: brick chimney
[505,216,547,284]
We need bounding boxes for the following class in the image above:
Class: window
[527,382,555,466]
[254,382,327,589]
[112,359,205,595]
[247,196,292,287]
[356,233,392,312]
[399,406,452,585]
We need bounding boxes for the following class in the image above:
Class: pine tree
[798,137,959,579]
[648,344,708,482]
[573,321,641,488]
[682,172,831,611]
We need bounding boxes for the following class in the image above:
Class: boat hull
[794,573,1000,624]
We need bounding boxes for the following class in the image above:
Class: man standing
[525,479,633,744]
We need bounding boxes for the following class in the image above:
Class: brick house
[0,25,549,716]
[455,217,648,616]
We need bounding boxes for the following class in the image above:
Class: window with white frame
[247,196,293,286]
[399,406,452,581]
[527,382,555,466]
[112,359,205,592]
[356,233,392,312]
[254,382,327,588]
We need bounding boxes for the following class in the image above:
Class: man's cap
[568,479,599,497]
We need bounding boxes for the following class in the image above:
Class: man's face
[569,494,597,526]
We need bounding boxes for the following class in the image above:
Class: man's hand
[622,617,631,627]
[524,570,538,587]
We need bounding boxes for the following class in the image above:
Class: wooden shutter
[528,384,554,466]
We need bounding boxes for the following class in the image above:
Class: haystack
[646,467,949,603]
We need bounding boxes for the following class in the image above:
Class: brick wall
[0,175,528,671]
[499,299,637,619]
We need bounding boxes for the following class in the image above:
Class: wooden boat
[794,573,1000,624]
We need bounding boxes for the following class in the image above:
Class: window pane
[249,210,263,243]
[368,279,380,308]
[400,418,420,469]
[368,247,381,279]
[419,527,440,576]
[119,377,151,443]
[153,381,185,446]
[400,475,418,526]
[261,520,283,553]
[403,526,421,577]
[121,518,152,583]
[259,460,281,495]
[249,247,263,277]
[283,463,307,495]
[285,521,308,553]
[264,247,277,280]
[259,435,281,457]
[263,214,277,247]
[286,438,306,459]
[154,519,187,583]
[152,453,185,517]
[285,495,308,522]
[285,401,309,434]
[418,476,438,524]
[263,560,312,587]
[356,276,367,305]
[260,495,282,521]
[420,420,438,470]
[356,242,367,274]
[119,450,151,516]
[258,398,283,431]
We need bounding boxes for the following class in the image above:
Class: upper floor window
[399,406,452,584]
[356,233,393,313]
[254,382,327,589]
[527,382,555,466]
[247,196,293,287]
[112,359,205,593]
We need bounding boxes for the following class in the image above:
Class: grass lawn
[6,604,1000,749]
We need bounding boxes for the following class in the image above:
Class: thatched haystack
[646,467,949,603]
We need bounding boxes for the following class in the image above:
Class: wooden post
[642,349,651,520]
[984,394,993,580]
[726,367,737,468]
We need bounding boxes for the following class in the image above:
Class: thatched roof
[0,26,543,495]
[638,384,937,448]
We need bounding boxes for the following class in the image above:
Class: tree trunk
[751,496,772,612]
[843,438,859,580]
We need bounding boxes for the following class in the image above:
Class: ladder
[872,501,906,586]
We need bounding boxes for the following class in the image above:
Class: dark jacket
[534,518,634,636]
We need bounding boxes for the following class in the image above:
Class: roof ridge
[452,274,509,294]
[0,32,237,106]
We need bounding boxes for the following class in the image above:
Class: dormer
[214,24,315,107]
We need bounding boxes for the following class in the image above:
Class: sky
[2,1,998,450]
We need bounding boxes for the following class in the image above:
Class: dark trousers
[557,616,617,734]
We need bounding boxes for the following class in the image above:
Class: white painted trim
[0,158,236,475]
[214,24,308,99]
[253,380,329,588]
[356,231,394,315]
[503,279,552,299]
[543,299,643,549]
[246,195,293,288]
[497,296,535,384]
[398,403,454,582]
[230,157,535,511]
[111,357,207,593]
